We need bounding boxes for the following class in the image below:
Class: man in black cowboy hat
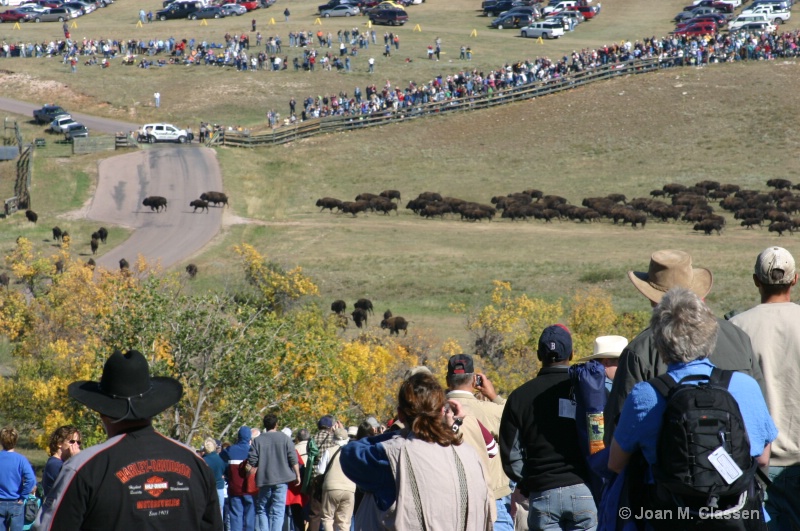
[35,350,222,530]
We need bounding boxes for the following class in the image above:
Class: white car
[50,114,76,134]
[520,21,565,38]
[741,4,790,23]
[140,123,191,144]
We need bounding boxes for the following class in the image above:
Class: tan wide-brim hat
[579,335,629,361]
[628,250,713,304]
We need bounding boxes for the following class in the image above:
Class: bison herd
[315,179,800,236]
[330,298,409,336]
[141,191,229,215]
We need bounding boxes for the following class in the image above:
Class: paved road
[0,96,223,271]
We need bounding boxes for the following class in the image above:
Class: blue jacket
[0,451,35,500]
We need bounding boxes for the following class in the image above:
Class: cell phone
[475,375,483,387]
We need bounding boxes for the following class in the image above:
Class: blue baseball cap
[537,324,573,363]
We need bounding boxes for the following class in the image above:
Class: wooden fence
[212,57,664,148]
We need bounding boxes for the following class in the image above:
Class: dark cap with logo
[447,354,474,376]
[537,325,573,363]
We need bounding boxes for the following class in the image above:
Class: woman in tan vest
[340,373,493,530]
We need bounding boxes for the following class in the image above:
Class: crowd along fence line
[210,56,665,148]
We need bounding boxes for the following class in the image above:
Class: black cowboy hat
[68,350,183,421]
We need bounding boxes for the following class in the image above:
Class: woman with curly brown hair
[340,372,493,530]
[42,426,80,497]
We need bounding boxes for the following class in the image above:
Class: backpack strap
[708,367,734,389]
[648,373,677,398]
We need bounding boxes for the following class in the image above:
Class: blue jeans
[229,494,255,531]
[255,483,288,531]
[0,500,24,531]
[766,465,800,531]
[528,483,597,531]
[495,494,514,531]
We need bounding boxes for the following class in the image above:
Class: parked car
[542,0,579,15]
[321,4,359,16]
[155,1,200,19]
[50,114,77,134]
[0,8,32,20]
[220,3,246,15]
[188,5,225,18]
[675,6,724,23]
[568,4,599,19]
[671,21,717,35]
[368,7,407,24]
[58,3,84,16]
[34,104,67,124]
[683,0,733,13]
[16,5,48,17]
[30,6,71,20]
[727,12,769,30]
[484,0,526,16]
[741,4,790,24]
[64,123,89,140]
[236,0,259,10]
[491,11,534,28]
[730,20,776,32]
[69,0,94,13]
[139,123,192,144]
[675,13,728,29]
[520,20,565,38]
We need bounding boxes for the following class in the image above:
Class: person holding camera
[446,355,513,531]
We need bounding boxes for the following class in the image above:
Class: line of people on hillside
[1,244,798,530]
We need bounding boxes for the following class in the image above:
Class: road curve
[88,147,223,271]
[0,96,139,134]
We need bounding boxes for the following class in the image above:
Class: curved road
[0,96,223,271]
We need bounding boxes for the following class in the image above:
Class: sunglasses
[69,440,82,446]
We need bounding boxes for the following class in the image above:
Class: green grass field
[2,0,800,347]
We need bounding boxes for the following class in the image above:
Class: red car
[236,0,260,10]
[683,0,733,13]
[675,13,727,30]
[567,5,599,19]
[0,9,31,22]
[671,21,717,35]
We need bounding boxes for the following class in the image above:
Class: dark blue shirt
[340,432,397,510]
[42,456,63,497]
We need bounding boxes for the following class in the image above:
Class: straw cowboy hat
[68,350,182,421]
[628,250,713,303]
[579,335,629,361]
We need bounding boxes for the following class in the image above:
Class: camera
[475,375,483,387]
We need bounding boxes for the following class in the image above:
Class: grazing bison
[90,238,99,255]
[351,308,368,329]
[190,199,209,213]
[769,222,793,236]
[355,298,374,315]
[186,264,198,278]
[379,190,401,201]
[143,196,168,212]
[383,309,393,320]
[86,258,96,269]
[97,227,108,243]
[331,300,347,315]
[0,272,9,289]
[200,191,229,207]
[316,197,343,212]
[381,316,409,336]
[119,258,130,271]
[25,210,38,223]
[52,226,63,242]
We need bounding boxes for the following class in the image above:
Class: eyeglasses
[69,440,82,446]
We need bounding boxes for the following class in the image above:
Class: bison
[768,222,793,236]
[86,258,96,269]
[186,264,198,278]
[25,210,37,223]
[190,199,209,213]
[0,272,9,289]
[693,219,723,235]
[381,316,408,336]
[143,196,168,212]
[351,308,368,329]
[379,190,401,201]
[200,191,229,207]
[55,259,64,274]
[383,309,393,320]
[340,201,369,217]
[355,298,374,315]
[90,238,99,255]
[119,258,130,271]
[331,300,347,315]
[52,226,62,242]
[316,197,343,212]
[97,227,108,243]
[767,178,793,190]
[355,192,379,202]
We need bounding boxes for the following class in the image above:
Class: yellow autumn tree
[568,287,650,355]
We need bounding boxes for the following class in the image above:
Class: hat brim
[578,352,622,361]
[627,268,713,304]
[68,377,183,421]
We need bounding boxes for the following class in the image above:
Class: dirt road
[89,147,223,271]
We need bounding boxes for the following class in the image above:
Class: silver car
[321,4,360,16]
[31,7,73,22]
[221,3,247,15]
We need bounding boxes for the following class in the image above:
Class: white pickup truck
[741,4,791,24]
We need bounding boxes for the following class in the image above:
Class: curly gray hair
[651,287,718,365]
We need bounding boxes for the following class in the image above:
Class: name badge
[708,446,744,484]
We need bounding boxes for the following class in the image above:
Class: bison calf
[25,210,37,223]
[190,199,209,213]
[381,316,408,336]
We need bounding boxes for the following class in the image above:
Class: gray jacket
[604,317,766,446]
[247,431,298,487]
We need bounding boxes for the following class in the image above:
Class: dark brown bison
[90,238,99,255]
[417,192,443,202]
[383,309,392,320]
[119,258,130,271]
[0,272,9,289]
[381,316,408,336]
[379,190,401,201]
[741,218,762,229]
[143,196,168,212]
[331,300,346,315]
[200,191,229,207]
[25,210,37,223]
[371,198,398,215]
[186,264,198,278]
[340,201,369,217]
[55,259,64,274]
[190,200,209,213]
[769,222,793,236]
[316,197,343,212]
[97,227,108,243]
[86,258,96,269]
[52,226,62,242]
[767,178,793,190]
[522,189,543,200]
[693,219,723,235]
[355,192,379,202]
[351,308,368,329]
[355,298,374,315]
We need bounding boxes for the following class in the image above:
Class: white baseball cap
[755,247,796,285]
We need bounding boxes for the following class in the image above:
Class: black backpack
[648,368,757,511]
